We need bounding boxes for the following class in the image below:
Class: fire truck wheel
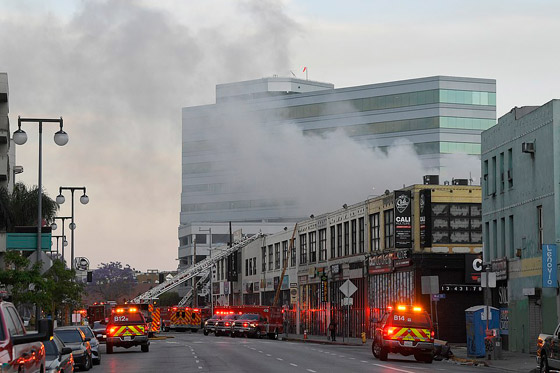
[215,331,220,337]
[141,344,149,353]
[106,343,113,354]
[203,330,209,336]
[230,332,235,338]
[274,329,279,340]
[379,346,388,361]
[372,341,379,358]
[164,327,170,332]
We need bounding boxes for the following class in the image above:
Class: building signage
[368,253,392,274]
[253,282,260,292]
[290,284,298,305]
[394,190,412,248]
[330,264,341,276]
[320,279,328,303]
[499,308,509,335]
[465,254,483,284]
[491,257,508,281]
[542,244,557,288]
[368,250,411,274]
[440,284,482,292]
[419,189,432,248]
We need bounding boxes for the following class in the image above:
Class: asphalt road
[95,332,502,373]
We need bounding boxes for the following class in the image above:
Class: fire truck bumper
[108,335,149,347]
[383,340,434,355]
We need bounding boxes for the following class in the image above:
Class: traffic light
[86,271,92,283]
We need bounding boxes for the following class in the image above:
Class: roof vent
[452,178,469,186]
[423,175,439,185]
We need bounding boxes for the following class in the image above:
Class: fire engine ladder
[177,270,210,306]
[131,232,264,304]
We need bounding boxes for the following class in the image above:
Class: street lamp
[199,227,212,313]
[51,235,67,261]
[51,217,71,266]
[13,116,68,324]
[56,187,89,270]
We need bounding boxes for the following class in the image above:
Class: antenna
[290,70,296,78]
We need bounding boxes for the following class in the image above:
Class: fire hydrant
[304,330,308,341]
[361,332,366,344]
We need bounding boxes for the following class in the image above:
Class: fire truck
[214,305,284,339]
[87,302,115,324]
[133,302,161,337]
[161,306,203,332]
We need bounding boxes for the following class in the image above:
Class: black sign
[227,252,238,282]
[419,189,432,248]
[441,284,482,292]
[394,190,412,248]
[320,280,328,303]
[465,254,482,284]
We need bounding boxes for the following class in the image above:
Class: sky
[0,0,559,272]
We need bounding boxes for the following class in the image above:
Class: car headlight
[204,321,208,326]
[250,323,257,327]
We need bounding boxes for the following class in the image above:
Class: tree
[158,291,181,307]
[86,262,137,302]
[0,182,59,232]
[0,251,46,306]
[43,260,84,319]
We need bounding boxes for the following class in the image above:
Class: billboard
[394,190,412,248]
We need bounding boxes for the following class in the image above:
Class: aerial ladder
[131,232,264,304]
[178,270,210,306]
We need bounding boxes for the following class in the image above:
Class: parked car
[214,314,239,336]
[44,334,74,373]
[0,301,53,372]
[372,304,435,363]
[92,321,106,343]
[54,327,93,371]
[231,314,268,338]
[78,325,101,365]
[537,323,560,372]
[203,314,222,336]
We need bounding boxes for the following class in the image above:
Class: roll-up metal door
[529,296,542,354]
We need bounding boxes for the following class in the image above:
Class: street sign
[481,272,497,288]
[431,294,446,301]
[74,257,90,271]
[339,279,357,297]
[342,297,353,306]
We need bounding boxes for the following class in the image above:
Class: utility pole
[193,238,197,308]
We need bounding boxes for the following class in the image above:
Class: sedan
[78,325,101,365]
[44,335,74,373]
[54,327,93,371]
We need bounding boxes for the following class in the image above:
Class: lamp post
[13,116,68,324]
[56,187,89,270]
[51,217,71,266]
[51,235,67,261]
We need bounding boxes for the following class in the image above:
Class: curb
[150,335,174,340]
[448,356,489,367]
[282,337,365,347]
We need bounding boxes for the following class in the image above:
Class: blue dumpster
[465,305,499,357]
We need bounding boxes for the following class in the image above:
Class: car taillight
[108,326,118,336]
[243,323,248,327]
[225,322,230,327]
[383,326,396,337]
[431,330,435,339]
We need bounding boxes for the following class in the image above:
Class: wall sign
[543,244,557,288]
[394,190,412,248]
[440,284,482,292]
[491,257,508,281]
[419,189,432,248]
[465,254,482,284]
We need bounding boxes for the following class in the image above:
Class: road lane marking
[307,370,316,373]
[258,351,263,353]
[361,360,368,363]
[196,360,199,363]
[266,354,272,357]
[276,358,283,361]
[349,357,356,360]
[290,363,298,367]
[372,363,415,373]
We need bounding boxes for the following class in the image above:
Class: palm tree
[0,182,59,232]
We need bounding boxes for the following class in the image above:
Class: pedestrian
[329,319,337,341]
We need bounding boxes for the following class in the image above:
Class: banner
[419,189,432,248]
[394,190,412,248]
[543,244,557,288]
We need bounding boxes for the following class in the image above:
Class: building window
[319,228,327,261]
[351,220,357,255]
[492,220,498,258]
[290,239,296,267]
[370,213,380,251]
[245,259,249,277]
[501,217,506,257]
[344,221,350,256]
[330,226,336,258]
[483,160,489,197]
[508,148,513,188]
[261,247,266,272]
[300,234,307,265]
[359,217,365,253]
[538,205,543,250]
[499,152,505,192]
[337,223,343,257]
[253,258,256,275]
[275,243,280,269]
[484,222,490,260]
[509,215,514,258]
[268,245,273,271]
[282,240,288,268]
[309,231,317,263]
[491,156,497,195]
[384,209,394,249]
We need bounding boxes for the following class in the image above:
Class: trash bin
[465,305,499,358]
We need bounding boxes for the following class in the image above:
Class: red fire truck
[87,302,114,323]
[161,306,203,332]
[214,306,284,339]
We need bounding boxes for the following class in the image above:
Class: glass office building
[179,75,496,268]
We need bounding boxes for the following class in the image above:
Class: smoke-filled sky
[0,0,559,271]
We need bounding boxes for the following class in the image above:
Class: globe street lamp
[56,187,89,270]
[51,235,67,261]
[51,216,71,266]
[13,116,68,324]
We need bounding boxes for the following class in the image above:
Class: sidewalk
[281,334,538,372]
[281,332,367,347]
[448,344,538,373]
